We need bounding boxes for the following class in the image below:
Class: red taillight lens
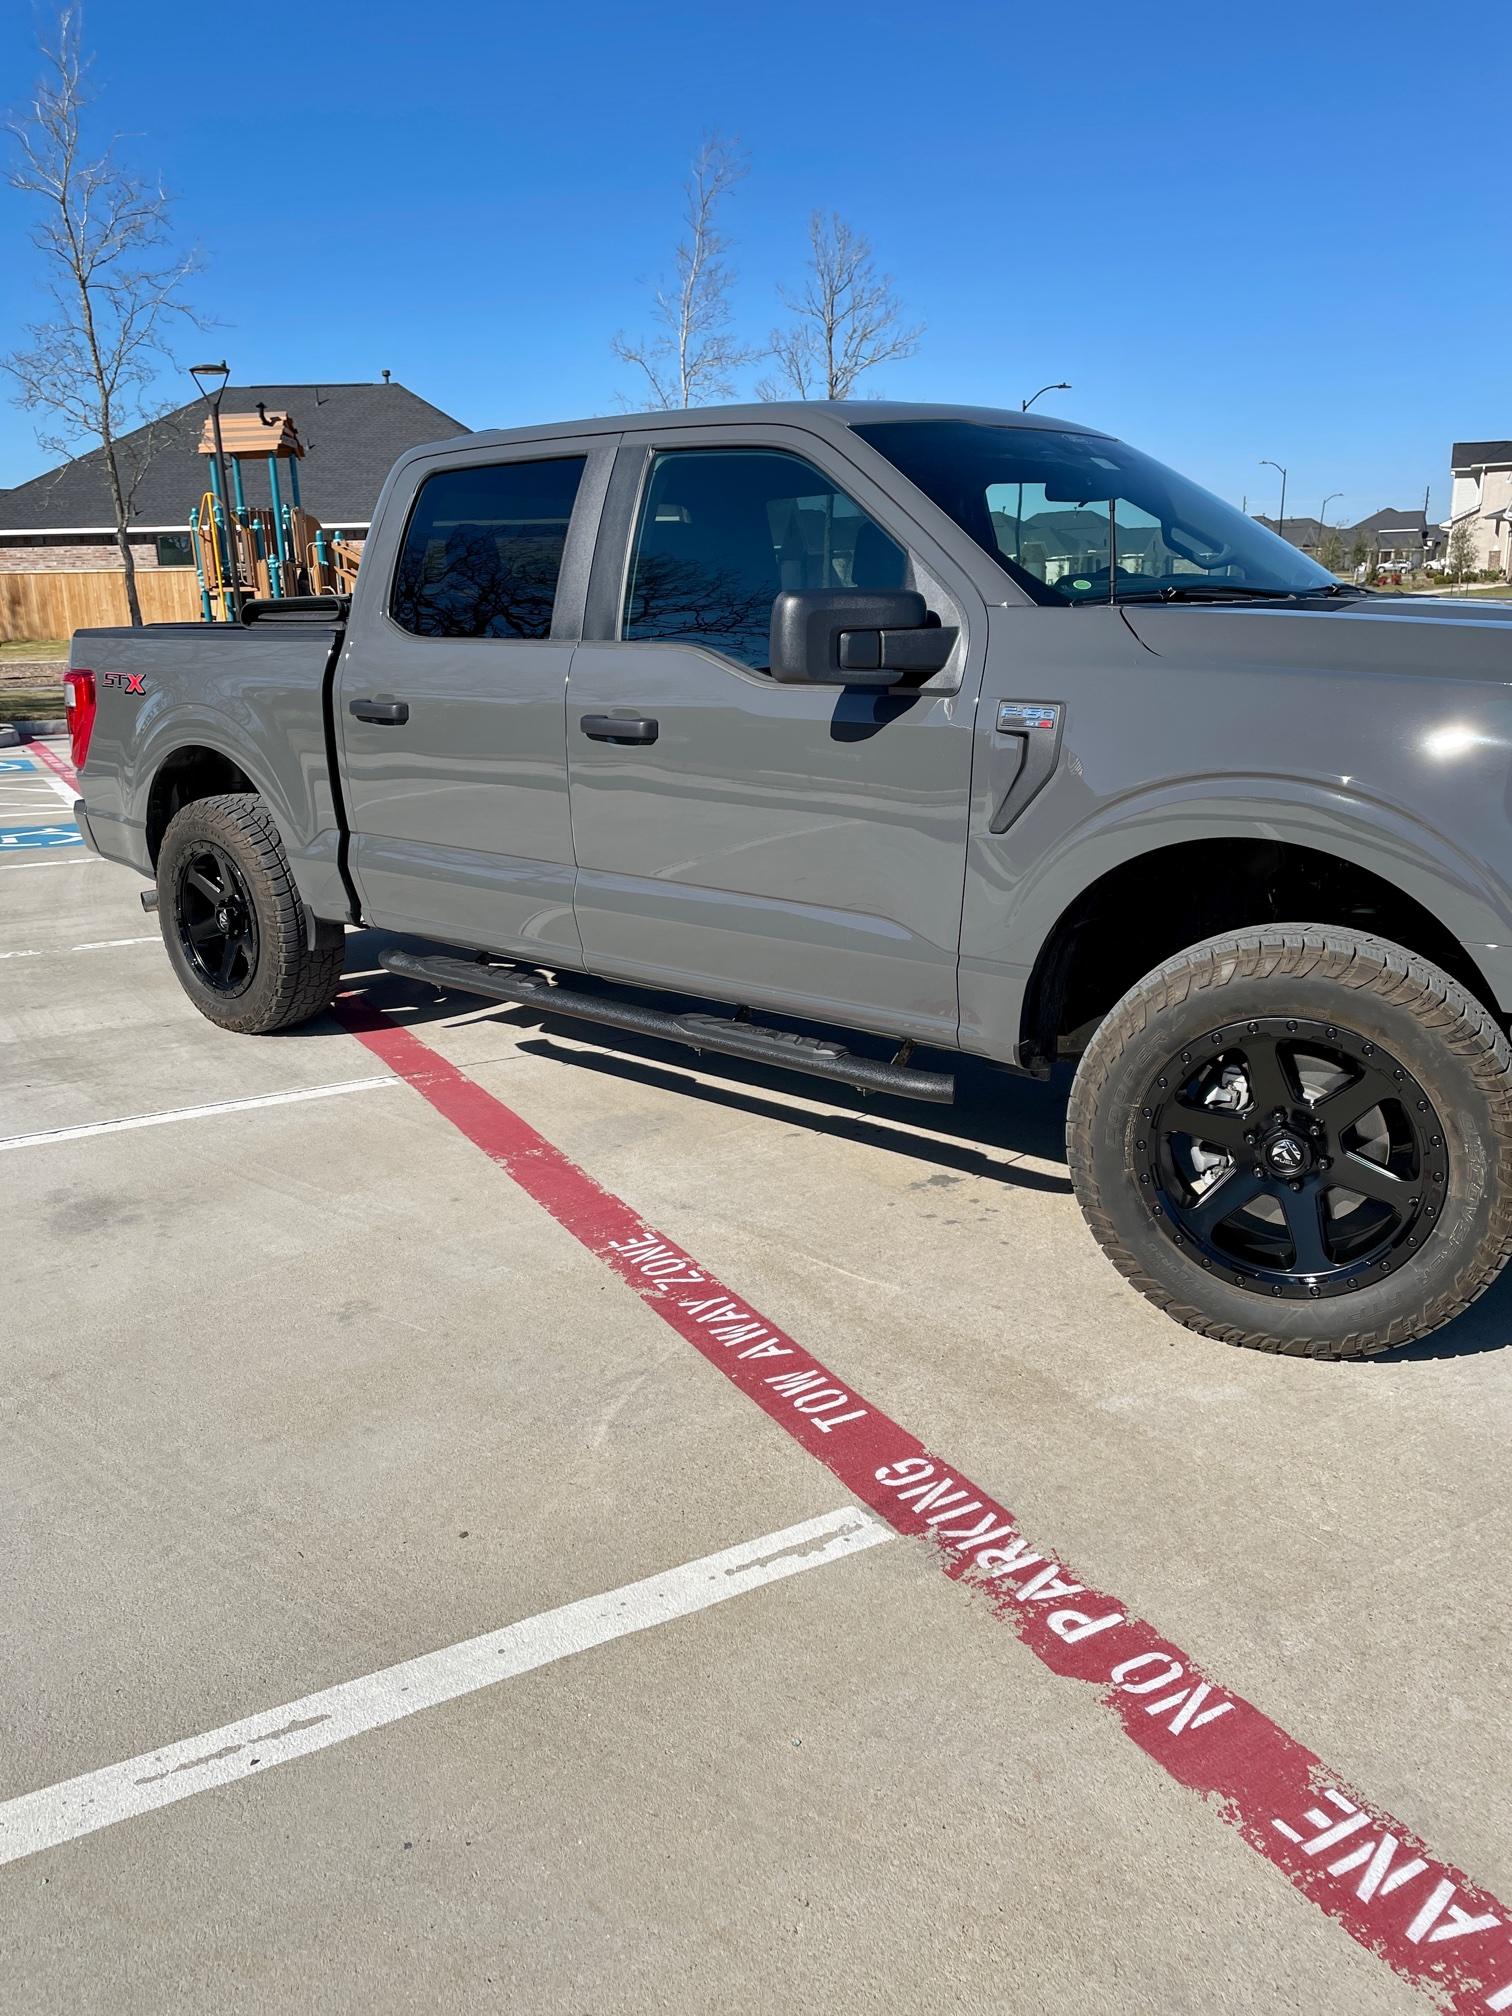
[63,670,96,771]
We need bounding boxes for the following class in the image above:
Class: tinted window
[391,457,585,639]
[855,420,1334,605]
[623,448,907,670]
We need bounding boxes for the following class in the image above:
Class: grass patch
[0,638,68,661]
[0,690,66,721]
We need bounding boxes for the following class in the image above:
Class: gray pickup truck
[67,400,1512,1358]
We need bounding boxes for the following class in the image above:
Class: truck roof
[409,399,1104,461]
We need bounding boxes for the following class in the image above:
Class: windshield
[852,419,1336,605]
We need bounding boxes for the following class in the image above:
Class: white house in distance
[1445,440,1512,580]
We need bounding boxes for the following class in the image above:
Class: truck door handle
[349,696,409,725]
[581,714,658,745]
[989,701,1064,833]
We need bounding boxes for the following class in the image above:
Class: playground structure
[190,406,362,620]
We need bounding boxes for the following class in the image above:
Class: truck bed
[69,610,353,923]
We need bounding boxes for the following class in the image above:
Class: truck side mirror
[769,590,958,687]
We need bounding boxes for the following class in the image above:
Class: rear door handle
[349,696,409,725]
[581,714,658,745]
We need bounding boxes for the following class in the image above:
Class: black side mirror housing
[769,590,958,686]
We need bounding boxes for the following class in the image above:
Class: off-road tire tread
[158,792,343,1033]
[1066,926,1512,1357]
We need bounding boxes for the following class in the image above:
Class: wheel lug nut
[1289,1179,1303,1192]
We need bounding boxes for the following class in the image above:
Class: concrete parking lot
[4,735,1512,2015]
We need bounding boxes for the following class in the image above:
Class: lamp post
[1013,384,1071,564]
[1317,491,1343,559]
[1261,459,1288,543]
[190,361,241,621]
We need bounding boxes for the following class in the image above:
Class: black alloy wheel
[174,840,260,997]
[1136,1018,1446,1301]
[1066,926,1512,1356]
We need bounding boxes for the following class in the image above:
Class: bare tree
[760,212,922,401]
[612,135,756,409]
[3,10,199,625]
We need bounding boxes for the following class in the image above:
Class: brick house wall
[0,535,175,573]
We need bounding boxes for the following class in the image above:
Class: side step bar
[380,950,956,1105]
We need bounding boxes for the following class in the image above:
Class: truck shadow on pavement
[332,937,1073,1194]
[330,940,1512,1355]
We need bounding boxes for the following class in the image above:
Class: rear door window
[391,457,586,640]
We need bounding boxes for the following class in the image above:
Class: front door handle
[581,713,659,745]
[349,696,409,726]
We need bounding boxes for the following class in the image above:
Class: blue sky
[1,0,1507,525]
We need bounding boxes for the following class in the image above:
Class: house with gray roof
[0,379,467,579]
[1445,440,1512,580]
[1255,506,1442,573]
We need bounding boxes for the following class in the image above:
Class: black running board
[380,950,956,1105]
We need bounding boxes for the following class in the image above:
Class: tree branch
[612,133,758,409]
[2,8,203,624]
[761,210,922,401]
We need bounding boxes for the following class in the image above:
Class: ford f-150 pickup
[66,399,1512,1358]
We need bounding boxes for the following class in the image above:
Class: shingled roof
[1451,441,1512,469]
[0,381,468,534]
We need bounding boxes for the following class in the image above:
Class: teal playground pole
[266,457,285,597]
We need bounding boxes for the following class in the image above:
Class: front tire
[157,793,343,1034]
[1066,926,1512,1357]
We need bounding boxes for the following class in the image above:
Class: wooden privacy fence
[0,568,204,642]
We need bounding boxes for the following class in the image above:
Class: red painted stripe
[29,739,79,792]
[337,997,1512,2011]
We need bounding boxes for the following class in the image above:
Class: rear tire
[1066,926,1512,1357]
[157,792,343,1034]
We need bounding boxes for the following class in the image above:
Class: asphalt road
[4,739,1511,2014]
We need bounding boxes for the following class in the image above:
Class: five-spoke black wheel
[157,792,344,1034]
[1068,926,1512,1356]
[175,841,260,997]
[1136,1019,1446,1300]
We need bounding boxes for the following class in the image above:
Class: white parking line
[28,760,80,810]
[0,936,157,960]
[0,854,101,871]
[0,1506,889,1867]
[0,1075,400,1153]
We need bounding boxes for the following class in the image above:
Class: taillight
[63,670,96,770]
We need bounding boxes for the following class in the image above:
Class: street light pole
[1022,381,1071,412]
[190,361,241,622]
[1261,459,1288,543]
[1014,385,1071,565]
[1317,491,1343,559]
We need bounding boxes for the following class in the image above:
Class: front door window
[622,448,907,671]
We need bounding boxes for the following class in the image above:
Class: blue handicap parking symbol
[0,822,82,851]
[0,757,37,774]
